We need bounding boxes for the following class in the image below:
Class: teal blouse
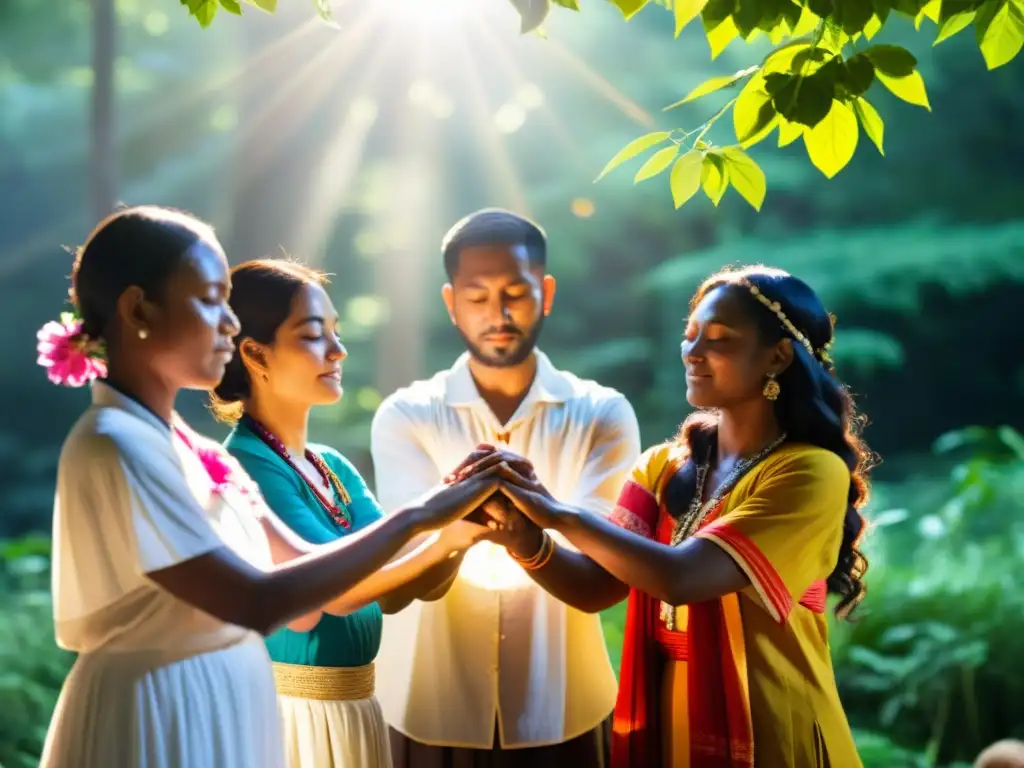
[224,423,383,668]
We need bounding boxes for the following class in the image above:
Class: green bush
[0,536,73,768]
[832,426,1024,765]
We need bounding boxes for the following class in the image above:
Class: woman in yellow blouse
[458,265,871,767]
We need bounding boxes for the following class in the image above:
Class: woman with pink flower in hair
[38,205,503,768]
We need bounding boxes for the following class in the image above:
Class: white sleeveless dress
[40,382,285,768]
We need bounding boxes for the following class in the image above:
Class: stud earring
[763,372,780,401]
[138,328,149,340]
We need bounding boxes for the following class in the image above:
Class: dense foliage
[178,0,1024,212]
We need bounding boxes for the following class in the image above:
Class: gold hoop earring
[138,328,149,340]
[763,373,780,401]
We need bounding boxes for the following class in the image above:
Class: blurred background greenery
[1,0,1023,765]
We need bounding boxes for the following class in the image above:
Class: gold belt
[272,662,375,701]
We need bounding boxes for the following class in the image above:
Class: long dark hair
[209,258,328,423]
[667,265,873,620]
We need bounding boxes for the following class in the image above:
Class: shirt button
[500,634,506,640]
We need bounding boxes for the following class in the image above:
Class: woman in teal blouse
[211,259,494,768]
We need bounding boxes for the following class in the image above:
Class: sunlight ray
[450,32,529,214]
[289,29,401,263]
[231,12,381,185]
[119,16,324,144]
[543,40,654,127]
[471,16,592,174]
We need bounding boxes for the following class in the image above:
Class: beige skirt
[274,662,392,768]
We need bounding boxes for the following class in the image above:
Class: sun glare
[372,0,482,28]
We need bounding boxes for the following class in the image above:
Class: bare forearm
[378,553,465,612]
[507,530,628,613]
[555,508,694,606]
[320,532,457,615]
[258,513,421,632]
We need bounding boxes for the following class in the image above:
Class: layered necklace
[241,414,353,530]
[661,432,788,631]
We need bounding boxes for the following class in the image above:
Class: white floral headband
[738,279,835,366]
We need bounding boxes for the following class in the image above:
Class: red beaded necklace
[242,415,352,530]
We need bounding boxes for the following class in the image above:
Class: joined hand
[443,444,569,541]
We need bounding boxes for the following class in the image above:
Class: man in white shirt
[370,209,641,767]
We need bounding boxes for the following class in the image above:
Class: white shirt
[52,382,273,657]
[370,351,641,749]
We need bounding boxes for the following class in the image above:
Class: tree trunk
[90,0,117,221]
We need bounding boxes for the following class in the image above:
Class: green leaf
[915,0,941,27]
[246,0,276,12]
[313,0,338,24]
[675,0,709,35]
[853,97,884,155]
[864,44,918,76]
[551,0,580,8]
[612,0,650,19]
[772,71,835,128]
[791,6,820,34]
[634,145,681,183]
[876,70,932,109]
[777,119,804,146]
[192,0,218,25]
[934,6,976,43]
[803,99,859,178]
[718,147,767,210]
[734,0,766,36]
[840,54,876,97]
[734,75,779,146]
[863,13,884,37]
[510,0,551,32]
[664,66,758,109]
[836,0,876,34]
[975,0,1024,69]
[595,131,673,181]
[670,150,705,208]
[706,16,740,58]
[220,0,243,14]
[701,153,730,205]
[763,41,812,73]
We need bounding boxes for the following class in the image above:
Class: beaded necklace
[242,415,352,530]
[660,432,788,631]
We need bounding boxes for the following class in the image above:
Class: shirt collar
[443,350,573,409]
[91,380,173,434]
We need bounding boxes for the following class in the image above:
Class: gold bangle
[525,534,555,571]
[510,531,549,567]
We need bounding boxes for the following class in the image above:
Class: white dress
[40,382,285,768]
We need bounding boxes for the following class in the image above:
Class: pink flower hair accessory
[36,312,108,387]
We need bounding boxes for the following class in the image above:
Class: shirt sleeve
[230,449,340,546]
[92,430,224,575]
[694,448,850,624]
[566,394,642,517]
[370,397,442,515]
[608,442,674,540]
[320,448,385,533]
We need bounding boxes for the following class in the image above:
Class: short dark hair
[71,205,216,340]
[209,258,328,422]
[441,208,547,280]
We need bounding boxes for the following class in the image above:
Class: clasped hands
[433,444,566,560]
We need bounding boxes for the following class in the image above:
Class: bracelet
[528,534,555,570]
[511,532,554,571]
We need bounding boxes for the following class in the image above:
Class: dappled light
[1,0,1023,765]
